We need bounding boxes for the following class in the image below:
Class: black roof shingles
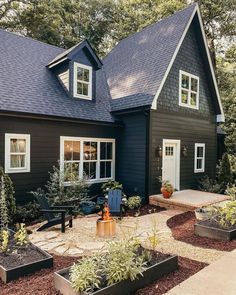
[0,30,113,123]
[0,4,197,120]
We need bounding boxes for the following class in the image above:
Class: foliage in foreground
[70,238,149,293]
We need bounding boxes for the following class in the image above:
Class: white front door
[162,139,180,190]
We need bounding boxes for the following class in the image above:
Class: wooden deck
[149,189,230,211]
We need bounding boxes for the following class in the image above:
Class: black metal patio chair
[35,195,73,233]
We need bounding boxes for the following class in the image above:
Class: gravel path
[30,210,226,264]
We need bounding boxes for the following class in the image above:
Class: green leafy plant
[127,196,142,210]
[31,162,89,212]
[226,183,236,200]
[198,175,223,194]
[101,180,123,195]
[218,153,233,188]
[0,167,16,224]
[14,223,29,246]
[161,180,174,194]
[209,201,236,229]
[0,176,9,230]
[0,229,9,253]
[13,201,41,224]
[106,238,146,285]
[70,256,101,293]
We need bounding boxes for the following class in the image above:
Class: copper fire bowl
[96,218,116,238]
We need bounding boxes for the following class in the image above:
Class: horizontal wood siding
[149,110,217,194]
[116,112,147,198]
[0,115,119,203]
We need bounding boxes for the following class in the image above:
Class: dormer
[47,40,102,101]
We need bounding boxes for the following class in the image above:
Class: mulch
[135,256,207,295]
[123,204,166,217]
[167,211,236,251]
[0,255,206,295]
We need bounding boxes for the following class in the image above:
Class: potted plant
[80,201,98,215]
[161,180,174,198]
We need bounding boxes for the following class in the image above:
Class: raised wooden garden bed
[0,230,53,283]
[195,219,236,241]
[54,254,178,295]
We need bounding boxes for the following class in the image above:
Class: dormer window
[73,62,92,100]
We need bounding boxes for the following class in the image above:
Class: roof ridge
[103,3,197,61]
[119,3,197,45]
[0,28,65,51]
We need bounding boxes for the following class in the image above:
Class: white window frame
[73,62,92,100]
[60,136,115,185]
[5,134,30,173]
[179,70,199,110]
[194,143,205,173]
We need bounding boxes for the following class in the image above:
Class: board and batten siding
[149,110,217,194]
[0,115,119,203]
[116,111,148,198]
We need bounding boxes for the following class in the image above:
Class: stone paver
[29,209,227,263]
[166,250,236,295]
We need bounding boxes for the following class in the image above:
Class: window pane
[181,90,188,104]
[190,92,197,106]
[82,83,88,96]
[84,162,96,179]
[64,141,73,160]
[100,161,111,179]
[197,146,204,157]
[64,162,79,182]
[191,78,198,92]
[77,67,83,81]
[197,159,202,170]
[84,142,97,160]
[77,82,83,95]
[73,141,80,160]
[100,142,106,160]
[107,143,112,159]
[83,69,89,82]
[181,75,189,89]
[10,155,25,168]
[10,139,26,153]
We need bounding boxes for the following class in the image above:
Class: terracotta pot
[161,187,173,198]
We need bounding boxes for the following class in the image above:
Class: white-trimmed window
[5,134,30,173]
[179,70,199,109]
[194,143,205,173]
[73,62,92,100]
[60,137,115,184]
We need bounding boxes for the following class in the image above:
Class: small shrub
[13,201,41,224]
[127,196,142,210]
[14,223,29,246]
[218,153,233,188]
[198,175,223,194]
[101,180,123,195]
[147,217,159,251]
[209,201,236,229]
[70,256,101,293]
[31,162,89,212]
[106,238,146,285]
[0,167,16,224]
[0,176,9,230]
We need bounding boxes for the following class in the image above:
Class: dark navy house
[0,4,224,203]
